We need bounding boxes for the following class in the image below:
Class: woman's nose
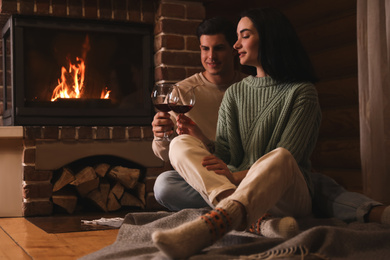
[233,40,241,50]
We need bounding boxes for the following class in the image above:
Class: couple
[151,7,390,259]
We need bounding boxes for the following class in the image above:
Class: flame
[101,88,111,99]
[51,36,111,101]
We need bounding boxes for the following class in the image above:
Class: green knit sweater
[215,76,322,196]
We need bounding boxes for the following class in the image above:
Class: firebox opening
[25,29,136,105]
[51,155,147,215]
[2,15,154,126]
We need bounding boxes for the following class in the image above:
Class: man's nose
[209,49,217,59]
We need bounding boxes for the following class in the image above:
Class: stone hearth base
[0,126,170,217]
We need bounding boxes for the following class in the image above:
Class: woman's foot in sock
[152,200,243,259]
[249,214,300,239]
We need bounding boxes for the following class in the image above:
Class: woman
[152,8,321,259]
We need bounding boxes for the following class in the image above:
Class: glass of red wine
[151,83,174,141]
[168,84,195,114]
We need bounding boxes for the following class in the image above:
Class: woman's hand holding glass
[176,114,209,142]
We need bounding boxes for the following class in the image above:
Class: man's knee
[153,170,179,202]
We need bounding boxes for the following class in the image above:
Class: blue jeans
[154,170,210,211]
[153,170,383,223]
[310,171,382,222]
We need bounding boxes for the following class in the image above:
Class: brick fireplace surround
[0,0,205,217]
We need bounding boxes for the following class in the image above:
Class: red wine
[169,104,193,113]
[154,103,171,112]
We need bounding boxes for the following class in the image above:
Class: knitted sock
[381,206,390,225]
[248,213,272,234]
[249,214,299,239]
[152,199,243,259]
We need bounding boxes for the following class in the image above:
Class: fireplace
[0,0,206,217]
[2,14,154,126]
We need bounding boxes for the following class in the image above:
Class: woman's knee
[169,134,204,161]
[253,147,293,166]
[170,134,198,150]
[273,147,294,160]
[251,147,296,179]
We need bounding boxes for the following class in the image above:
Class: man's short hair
[196,17,237,47]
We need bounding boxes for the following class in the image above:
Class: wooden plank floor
[0,217,119,260]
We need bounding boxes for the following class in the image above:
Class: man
[152,16,246,211]
[151,16,390,227]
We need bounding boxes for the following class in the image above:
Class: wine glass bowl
[151,83,174,141]
[168,85,195,114]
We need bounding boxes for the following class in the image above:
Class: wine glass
[151,83,174,141]
[168,84,195,115]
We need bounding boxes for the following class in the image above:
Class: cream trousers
[169,135,312,225]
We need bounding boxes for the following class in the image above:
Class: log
[71,166,97,186]
[52,188,78,214]
[120,191,144,209]
[76,177,99,197]
[108,166,140,189]
[135,182,146,205]
[111,181,125,200]
[107,192,121,212]
[94,163,110,177]
[86,189,108,212]
[99,179,110,205]
[53,167,75,192]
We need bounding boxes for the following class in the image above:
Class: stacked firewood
[51,163,145,214]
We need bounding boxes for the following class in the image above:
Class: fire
[51,36,111,101]
[100,88,111,99]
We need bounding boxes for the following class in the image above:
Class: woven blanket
[79,208,390,260]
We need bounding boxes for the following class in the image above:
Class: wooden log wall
[203,0,361,192]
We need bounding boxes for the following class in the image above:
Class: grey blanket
[80,208,390,260]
